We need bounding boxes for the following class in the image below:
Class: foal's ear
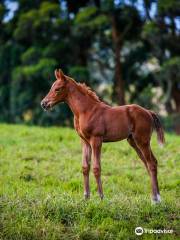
[54,69,66,81]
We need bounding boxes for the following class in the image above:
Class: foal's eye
[55,88,60,92]
[55,88,62,94]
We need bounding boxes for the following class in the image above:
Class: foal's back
[101,104,153,142]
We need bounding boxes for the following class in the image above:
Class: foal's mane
[78,83,101,102]
[68,77,101,103]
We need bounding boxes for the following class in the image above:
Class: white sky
[4,0,18,22]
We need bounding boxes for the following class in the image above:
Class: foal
[41,69,165,203]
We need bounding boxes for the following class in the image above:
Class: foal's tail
[149,111,165,147]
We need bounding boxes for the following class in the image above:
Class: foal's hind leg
[135,140,161,203]
[149,150,160,202]
[127,136,149,174]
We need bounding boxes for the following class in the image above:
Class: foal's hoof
[99,194,104,200]
[84,193,90,200]
[151,194,161,204]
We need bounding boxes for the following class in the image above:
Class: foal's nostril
[41,100,47,109]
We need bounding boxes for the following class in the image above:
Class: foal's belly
[103,130,130,142]
[103,135,126,142]
[103,106,131,142]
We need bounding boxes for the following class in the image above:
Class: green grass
[0,124,179,240]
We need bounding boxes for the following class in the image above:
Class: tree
[70,0,143,105]
[4,1,73,124]
[108,3,142,104]
[143,0,180,113]
[0,0,179,127]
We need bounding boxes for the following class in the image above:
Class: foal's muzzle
[41,100,51,111]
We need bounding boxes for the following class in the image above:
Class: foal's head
[41,69,68,111]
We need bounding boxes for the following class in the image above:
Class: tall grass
[0,124,179,239]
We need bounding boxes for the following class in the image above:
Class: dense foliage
[0,0,179,126]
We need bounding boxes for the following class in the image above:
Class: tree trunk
[111,16,125,105]
[165,101,174,114]
[143,0,152,20]
[172,85,180,113]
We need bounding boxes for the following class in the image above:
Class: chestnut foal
[41,69,165,203]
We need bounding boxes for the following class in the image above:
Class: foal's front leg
[90,137,103,199]
[82,140,91,199]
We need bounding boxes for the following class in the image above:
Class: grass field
[0,124,179,240]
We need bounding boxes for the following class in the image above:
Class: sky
[4,0,18,22]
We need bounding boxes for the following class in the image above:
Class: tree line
[0,0,179,127]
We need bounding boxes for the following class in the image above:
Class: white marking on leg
[157,194,161,202]
[151,194,161,204]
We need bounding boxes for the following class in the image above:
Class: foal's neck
[65,79,98,117]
